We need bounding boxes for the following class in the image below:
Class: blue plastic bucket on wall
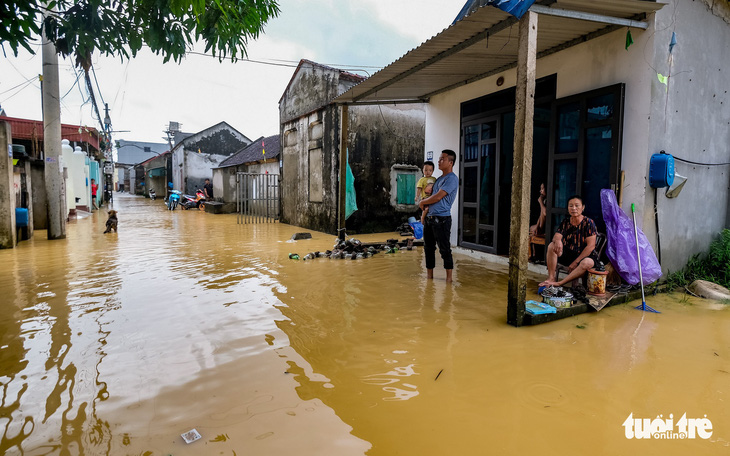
[649,152,675,188]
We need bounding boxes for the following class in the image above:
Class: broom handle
[631,203,646,304]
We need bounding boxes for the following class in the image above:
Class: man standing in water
[419,150,458,282]
[203,178,214,200]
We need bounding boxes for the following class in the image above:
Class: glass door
[546,84,625,237]
[460,116,500,253]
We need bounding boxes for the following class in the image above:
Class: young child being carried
[415,161,436,204]
[420,182,435,224]
[415,161,436,224]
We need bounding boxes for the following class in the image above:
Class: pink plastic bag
[600,189,662,285]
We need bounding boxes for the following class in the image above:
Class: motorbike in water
[149,188,156,200]
[181,189,207,211]
[167,190,181,210]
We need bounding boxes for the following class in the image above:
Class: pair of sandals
[570,284,590,304]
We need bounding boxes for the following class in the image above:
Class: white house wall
[172,149,183,192]
[213,167,236,203]
[214,162,279,204]
[184,150,224,194]
[647,0,730,273]
[425,17,656,250]
[246,161,279,175]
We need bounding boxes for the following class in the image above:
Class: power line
[0,76,38,95]
[61,70,83,99]
[183,51,383,73]
[0,78,38,103]
[264,57,383,69]
[85,70,105,131]
[91,64,106,106]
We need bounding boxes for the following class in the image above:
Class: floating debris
[181,429,202,444]
[288,237,422,261]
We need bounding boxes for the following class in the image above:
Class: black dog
[103,210,118,233]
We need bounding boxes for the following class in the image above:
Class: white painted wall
[212,167,231,202]
[184,149,225,195]
[647,0,730,273]
[172,149,183,192]
[60,139,75,212]
[247,161,279,175]
[214,162,279,204]
[71,147,89,210]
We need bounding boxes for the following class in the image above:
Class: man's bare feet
[539,279,560,287]
[446,269,453,283]
[427,269,434,280]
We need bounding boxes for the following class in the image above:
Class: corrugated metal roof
[335,0,665,104]
[0,115,101,150]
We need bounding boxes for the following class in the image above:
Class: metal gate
[236,173,280,224]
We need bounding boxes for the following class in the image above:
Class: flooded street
[1,193,728,455]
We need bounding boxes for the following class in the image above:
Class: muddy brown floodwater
[0,193,728,455]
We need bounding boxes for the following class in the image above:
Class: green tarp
[345,150,357,220]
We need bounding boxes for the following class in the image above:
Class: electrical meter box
[649,153,675,188]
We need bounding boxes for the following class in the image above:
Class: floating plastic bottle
[288,253,300,260]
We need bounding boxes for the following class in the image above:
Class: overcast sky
[0,0,465,145]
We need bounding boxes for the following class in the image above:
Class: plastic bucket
[587,269,608,296]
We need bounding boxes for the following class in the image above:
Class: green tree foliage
[0,0,280,70]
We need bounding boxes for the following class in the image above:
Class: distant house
[0,115,102,240]
[214,134,280,204]
[171,122,251,195]
[139,152,171,199]
[116,139,168,192]
[279,59,425,234]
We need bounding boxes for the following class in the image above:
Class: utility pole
[103,103,114,207]
[507,11,537,327]
[337,104,348,240]
[42,19,66,239]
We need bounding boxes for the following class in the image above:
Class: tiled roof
[219,134,280,168]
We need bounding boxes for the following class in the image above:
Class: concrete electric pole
[103,103,114,207]
[42,23,66,240]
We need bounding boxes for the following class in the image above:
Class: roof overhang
[334,0,665,105]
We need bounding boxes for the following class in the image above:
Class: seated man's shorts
[559,248,599,268]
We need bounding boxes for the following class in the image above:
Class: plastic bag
[409,221,424,240]
[600,189,662,285]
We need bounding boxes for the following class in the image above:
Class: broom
[632,203,659,313]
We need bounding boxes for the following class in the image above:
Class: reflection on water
[0,193,728,455]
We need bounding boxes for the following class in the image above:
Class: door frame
[459,114,502,253]
[545,83,625,238]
